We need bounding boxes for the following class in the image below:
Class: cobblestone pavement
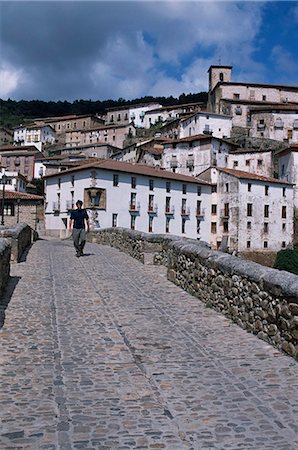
[0,239,297,450]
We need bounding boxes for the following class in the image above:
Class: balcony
[257,123,266,130]
[274,119,284,129]
[170,160,178,169]
[129,201,140,213]
[165,205,175,215]
[186,159,194,168]
[181,206,190,216]
[203,128,213,135]
[148,204,158,214]
[66,200,75,210]
[196,208,205,218]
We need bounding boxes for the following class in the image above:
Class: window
[131,176,136,189]
[233,93,240,100]
[219,72,224,82]
[225,183,229,192]
[282,223,286,231]
[247,221,251,230]
[223,221,229,233]
[211,222,217,234]
[248,183,251,192]
[166,196,171,213]
[182,217,186,234]
[224,203,229,217]
[281,164,285,176]
[197,186,201,196]
[247,203,252,216]
[130,215,136,230]
[166,217,170,233]
[264,222,269,233]
[58,178,61,189]
[71,175,74,187]
[196,200,201,216]
[247,241,251,249]
[233,161,238,168]
[262,95,267,101]
[148,215,153,232]
[264,205,269,218]
[211,185,217,193]
[282,241,286,248]
[246,160,250,167]
[113,174,119,186]
[282,206,287,219]
[130,192,136,210]
[257,159,263,166]
[264,241,268,249]
[283,187,286,197]
[211,204,217,215]
[166,181,171,193]
[148,194,154,212]
[182,184,187,195]
[197,219,201,234]
[265,185,269,196]
[112,213,118,227]
[117,114,121,121]
[149,179,154,191]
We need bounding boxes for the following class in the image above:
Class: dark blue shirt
[70,209,89,229]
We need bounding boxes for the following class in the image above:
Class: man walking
[69,200,90,257]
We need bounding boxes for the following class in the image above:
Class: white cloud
[0,63,23,99]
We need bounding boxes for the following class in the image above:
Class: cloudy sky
[0,1,297,101]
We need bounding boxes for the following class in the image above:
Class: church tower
[208,65,232,92]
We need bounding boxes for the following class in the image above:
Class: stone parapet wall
[89,228,298,359]
[0,223,32,263]
[0,239,11,296]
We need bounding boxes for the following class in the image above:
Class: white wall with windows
[44,163,212,243]
[179,112,232,139]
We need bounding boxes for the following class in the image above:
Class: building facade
[65,124,136,149]
[0,146,41,181]
[178,111,232,140]
[44,159,212,242]
[249,107,298,143]
[227,148,275,178]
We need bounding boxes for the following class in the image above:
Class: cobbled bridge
[0,228,297,450]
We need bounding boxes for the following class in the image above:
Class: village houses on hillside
[1,64,298,255]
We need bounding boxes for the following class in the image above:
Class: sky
[0,1,297,102]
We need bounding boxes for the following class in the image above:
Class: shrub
[274,249,298,275]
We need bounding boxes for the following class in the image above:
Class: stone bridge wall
[0,239,11,297]
[0,223,32,263]
[89,228,298,359]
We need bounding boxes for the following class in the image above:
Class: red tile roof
[218,168,293,185]
[44,159,210,185]
[4,191,43,200]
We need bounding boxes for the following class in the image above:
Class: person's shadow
[0,277,21,329]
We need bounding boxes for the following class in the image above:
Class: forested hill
[0,92,208,129]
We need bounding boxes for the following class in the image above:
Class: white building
[143,102,205,128]
[198,167,294,253]
[106,103,162,128]
[14,124,56,151]
[0,168,27,192]
[178,111,232,140]
[162,135,236,176]
[249,106,298,143]
[277,144,298,246]
[207,65,298,128]
[227,148,275,177]
[44,159,212,242]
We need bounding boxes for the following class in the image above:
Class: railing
[257,123,266,130]
[148,204,158,214]
[165,205,175,215]
[170,160,178,168]
[186,159,194,167]
[129,201,140,212]
[196,208,205,218]
[53,202,60,211]
[181,206,190,216]
[274,120,284,129]
[66,200,74,210]
[203,128,213,135]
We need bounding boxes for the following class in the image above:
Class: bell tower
[208,65,232,92]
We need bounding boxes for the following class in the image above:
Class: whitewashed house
[0,168,27,192]
[162,135,236,176]
[198,167,294,253]
[106,103,162,128]
[178,111,232,140]
[227,148,275,177]
[44,159,212,242]
[143,102,204,128]
[249,106,298,143]
[277,144,298,246]
[14,124,56,151]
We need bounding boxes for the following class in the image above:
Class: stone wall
[89,228,298,359]
[0,238,11,297]
[0,223,32,263]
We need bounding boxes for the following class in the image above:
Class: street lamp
[1,170,6,226]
